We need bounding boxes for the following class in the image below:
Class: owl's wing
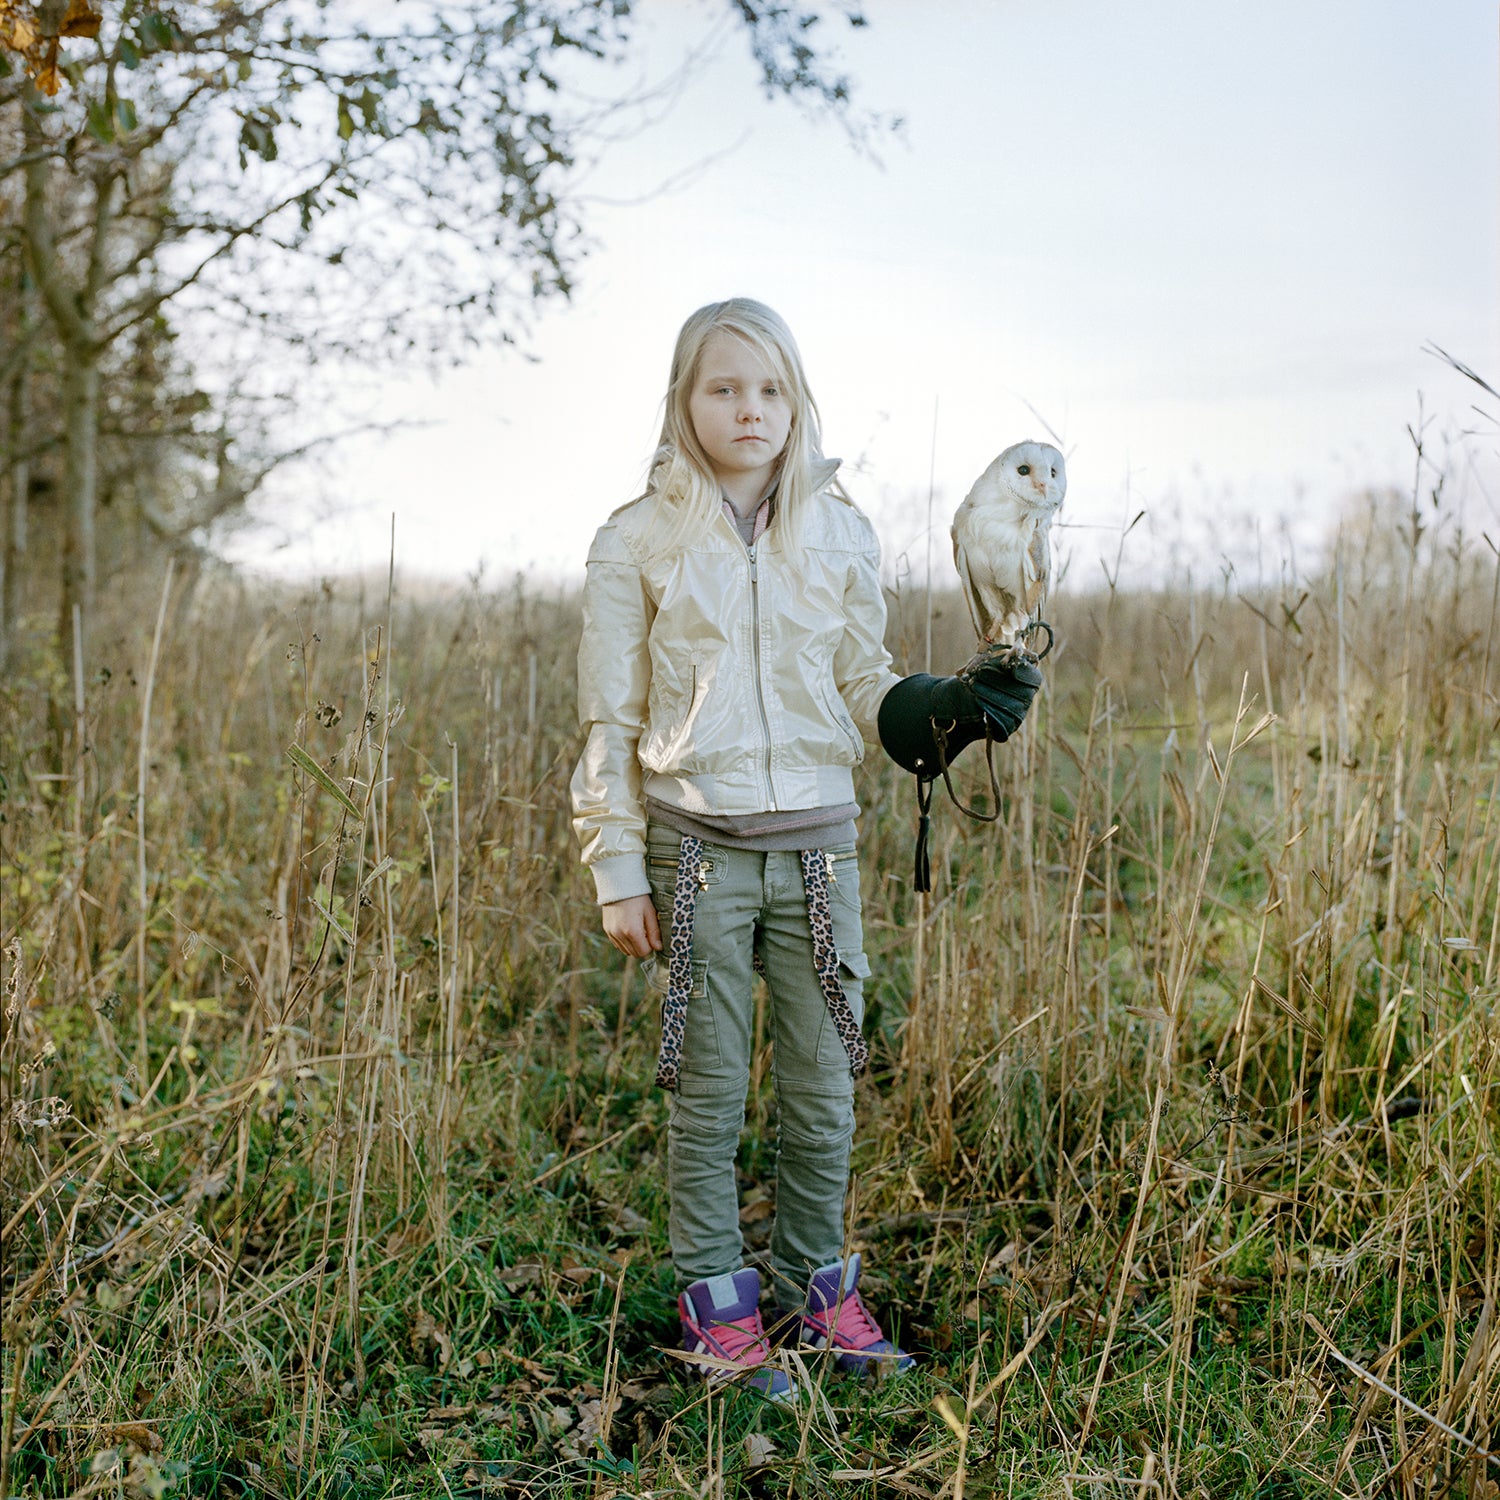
[951,522,988,639]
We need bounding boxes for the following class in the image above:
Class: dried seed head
[4,936,24,1018]
[11,1095,71,1128]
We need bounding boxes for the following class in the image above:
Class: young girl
[570,298,1036,1399]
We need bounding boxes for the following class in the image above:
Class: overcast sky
[235,0,1499,592]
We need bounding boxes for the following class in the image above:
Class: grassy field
[3,493,1500,1499]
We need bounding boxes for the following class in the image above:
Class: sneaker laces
[708,1312,771,1365]
[818,1291,885,1350]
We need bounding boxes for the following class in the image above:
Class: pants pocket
[816,948,870,1067]
[645,955,709,1000]
[645,950,721,1071]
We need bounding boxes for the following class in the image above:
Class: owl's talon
[1016,619,1054,659]
[958,638,1037,681]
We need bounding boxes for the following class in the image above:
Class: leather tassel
[914,774,934,894]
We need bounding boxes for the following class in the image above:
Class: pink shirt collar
[722,493,774,544]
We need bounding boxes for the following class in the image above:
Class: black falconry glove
[877,658,1042,777]
[877,654,1043,893]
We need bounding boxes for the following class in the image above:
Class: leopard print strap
[799,848,870,1078]
[654,841,868,1088]
[655,835,705,1092]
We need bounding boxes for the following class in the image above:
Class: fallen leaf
[743,1432,777,1469]
[411,1309,454,1368]
[530,1403,574,1443]
[491,1347,553,1383]
[610,1205,649,1235]
[559,1254,598,1285]
[418,1426,477,1459]
[617,1378,663,1401]
[105,1424,163,1453]
[573,1395,619,1450]
[500,1261,545,1291]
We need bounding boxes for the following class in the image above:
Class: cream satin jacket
[570,465,901,904]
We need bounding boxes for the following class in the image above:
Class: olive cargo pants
[645,825,869,1307]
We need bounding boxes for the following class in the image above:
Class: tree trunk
[58,342,99,661]
[23,83,106,705]
[1,273,35,673]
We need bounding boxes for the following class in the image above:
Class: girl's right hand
[602,895,662,958]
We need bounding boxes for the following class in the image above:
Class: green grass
[4,520,1500,1497]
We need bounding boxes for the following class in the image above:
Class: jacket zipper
[748,544,777,808]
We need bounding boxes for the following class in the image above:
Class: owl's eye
[1050,467,1057,477]
[1016,464,1031,476]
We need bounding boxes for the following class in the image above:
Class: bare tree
[0,0,890,685]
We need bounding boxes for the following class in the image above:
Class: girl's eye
[764,386,780,397]
[1016,464,1031,476]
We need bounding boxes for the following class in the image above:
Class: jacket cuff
[877,674,945,774]
[591,852,650,906]
[877,673,987,776]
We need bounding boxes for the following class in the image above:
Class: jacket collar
[721,493,774,545]
[714,457,845,542]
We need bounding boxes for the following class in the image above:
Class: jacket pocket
[819,677,864,763]
[641,658,703,772]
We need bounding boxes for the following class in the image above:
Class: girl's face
[686,331,793,498]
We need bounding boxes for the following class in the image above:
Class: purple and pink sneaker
[678,1268,796,1403]
[794,1253,914,1376]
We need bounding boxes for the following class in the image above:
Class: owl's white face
[997,441,1066,509]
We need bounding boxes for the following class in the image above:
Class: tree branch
[137,418,408,541]
[98,159,347,347]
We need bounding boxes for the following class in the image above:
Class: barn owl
[951,440,1066,652]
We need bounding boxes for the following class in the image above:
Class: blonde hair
[634,298,835,562]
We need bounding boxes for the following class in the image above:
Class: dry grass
[3,486,1500,1499]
